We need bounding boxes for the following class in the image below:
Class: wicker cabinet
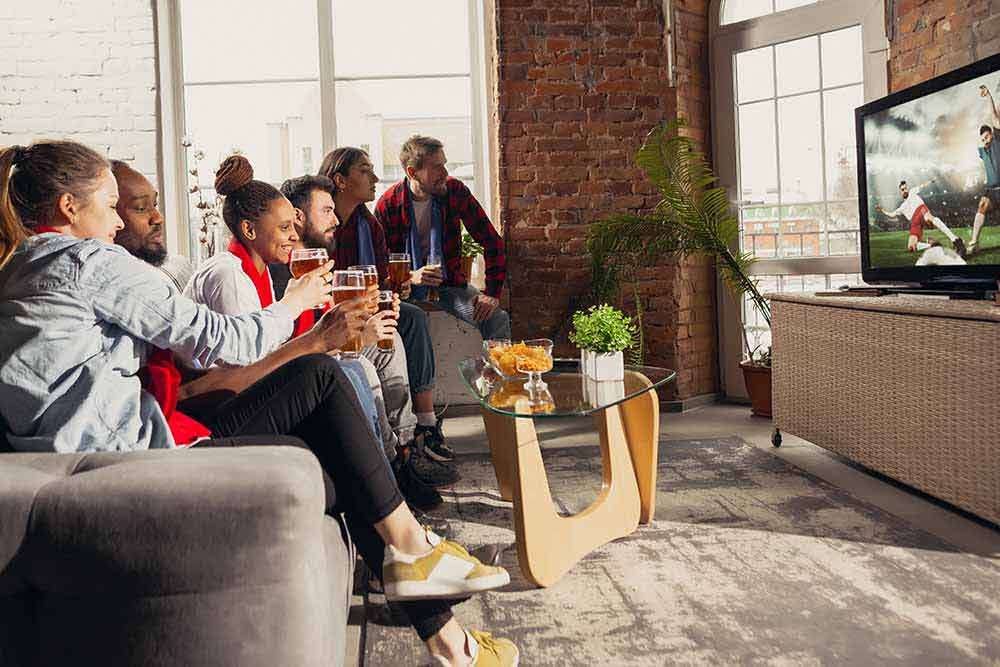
[770,293,1000,525]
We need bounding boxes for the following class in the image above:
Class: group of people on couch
[0,137,518,666]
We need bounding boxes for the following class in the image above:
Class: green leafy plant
[586,117,771,364]
[461,230,484,258]
[569,304,638,354]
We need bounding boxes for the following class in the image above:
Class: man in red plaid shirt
[375,135,510,341]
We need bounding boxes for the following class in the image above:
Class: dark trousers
[397,301,436,394]
[184,354,452,641]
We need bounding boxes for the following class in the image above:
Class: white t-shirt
[890,186,926,220]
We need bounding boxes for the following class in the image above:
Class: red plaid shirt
[333,204,390,283]
[374,178,506,298]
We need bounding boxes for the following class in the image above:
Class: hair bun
[214,154,254,196]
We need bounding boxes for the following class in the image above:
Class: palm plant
[587,118,770,363]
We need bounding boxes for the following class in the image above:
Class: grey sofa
[0,445,355,666]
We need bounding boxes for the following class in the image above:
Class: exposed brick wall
[496,0,716,400]
[888,0,1000,91]
[0,0,158,180]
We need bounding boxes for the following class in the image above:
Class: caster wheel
[771,428,782,448]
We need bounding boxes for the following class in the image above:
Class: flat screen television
[857,52,1000,291]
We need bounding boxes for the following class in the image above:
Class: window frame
[155,0,494,261]
[709,0,888,399]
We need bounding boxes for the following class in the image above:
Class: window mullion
[317,0,337,156]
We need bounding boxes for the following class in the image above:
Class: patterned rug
[361,437,1000,666]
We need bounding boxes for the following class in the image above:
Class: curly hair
[214,155,283,243]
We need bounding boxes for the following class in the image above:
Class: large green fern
[587,118,770,358]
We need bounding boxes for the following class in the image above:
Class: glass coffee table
[458,358,676,587]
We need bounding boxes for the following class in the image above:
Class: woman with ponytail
[0,142,518,666]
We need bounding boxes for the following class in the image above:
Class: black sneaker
[414,418,455,462]
[404,439,460,488]
[953,237,967,257]
[391,450,443,511]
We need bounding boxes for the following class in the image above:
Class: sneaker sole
[423,449,456,463]
[383,571,510,601]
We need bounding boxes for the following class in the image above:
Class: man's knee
[980,197,992,213]
[484,307,511,339]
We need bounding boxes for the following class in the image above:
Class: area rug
[361,437,1000,665]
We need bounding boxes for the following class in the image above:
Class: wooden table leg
[619,380,659,524]
[480,402,648,588]
[481,407,515,502]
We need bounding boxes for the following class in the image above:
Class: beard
[301,223,336,256]
[132,242,168,266]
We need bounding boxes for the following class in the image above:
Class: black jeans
[397,302,436,394]
[183,354,452,641]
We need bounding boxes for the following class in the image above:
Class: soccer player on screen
[876,180,966,257]
[968,84,1000,254]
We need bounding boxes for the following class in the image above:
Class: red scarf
[32,226,64,235]
[227,238,273,308]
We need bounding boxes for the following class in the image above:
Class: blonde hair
[398,135,444,171]
[0,141,108,269]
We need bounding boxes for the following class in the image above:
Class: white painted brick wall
[428,311,485,407]
[0,0,158,182]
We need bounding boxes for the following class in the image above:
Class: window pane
[179,1,319,81]
[777,93,823,202]
[736,46,774,103]
[824,84,863,198]
[826,201,860,255]
[334,77,473,198]
[821,26,863,88]
[184,82,323,186]
[779,203,823,257]
[775,0,819,11]
[721,0,773,24]
[775,36,819,96]
[741,205,780,258]
[332,0,469,77]
[737,100,778,204]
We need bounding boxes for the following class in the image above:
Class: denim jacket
[0,234,294,453]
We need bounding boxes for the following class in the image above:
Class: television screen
[859,53,1000,282]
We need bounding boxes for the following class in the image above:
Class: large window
[710,0,888,397]
[159,0,489,263]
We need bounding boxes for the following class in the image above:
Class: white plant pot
[580,349,624,381]
[581,375,626,407]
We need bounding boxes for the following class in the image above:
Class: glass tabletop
[458,358,676,418]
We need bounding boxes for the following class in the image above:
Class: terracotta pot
[461,255,474,281]
[740,361,772,418]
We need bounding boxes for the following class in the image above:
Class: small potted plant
[460,229,483,281]
[740,344,772,418]
[569,304,637,381]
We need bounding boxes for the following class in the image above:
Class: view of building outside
[733,24,865,351]
[177,0,476,264]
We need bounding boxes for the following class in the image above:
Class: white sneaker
[383,528,510,601]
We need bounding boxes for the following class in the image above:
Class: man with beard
[274,174,459,497]
[111,163,448,510]
[375,135,510,342]
[876,179,966,257]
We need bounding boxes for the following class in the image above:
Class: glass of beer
[388,252,411,294]
[349,264,379,314]
[332,270,366,357]
[377,290,395,351]
[290,248,328,279]
[425,248,441,303]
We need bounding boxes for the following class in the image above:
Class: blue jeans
[412,283,511,341]
[339,358,384,456]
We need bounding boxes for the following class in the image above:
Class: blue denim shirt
[0,234,294,453]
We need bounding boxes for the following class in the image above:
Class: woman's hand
[279,260,334,316]
[361,310,398,348]
[307,297,367,352]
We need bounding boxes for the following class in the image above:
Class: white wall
[0,0,158,182]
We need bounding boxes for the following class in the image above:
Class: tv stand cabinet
[770,293,999,525]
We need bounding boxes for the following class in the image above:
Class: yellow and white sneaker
[383,528,510,601]
[430,630,520,667]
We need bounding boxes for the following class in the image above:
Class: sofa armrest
[2,446,341,666]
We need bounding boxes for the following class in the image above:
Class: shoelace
[423,527,479,562]
[471,631,503,655]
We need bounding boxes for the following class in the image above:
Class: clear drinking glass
[388,252,411,294]
[332,270,365,357]
[289,247,328,278]
[376,290,395,351]
[426,247,441,303]
[349,264,379,313]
